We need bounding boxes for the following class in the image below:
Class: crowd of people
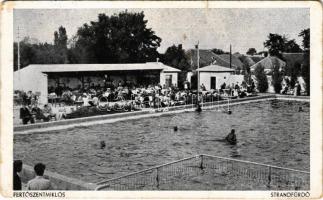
[19,103,67,125]
[281,81,302,96]
[16,80,258,125]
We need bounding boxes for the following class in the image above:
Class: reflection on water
[229,145,241,158]
[14,100,309,183]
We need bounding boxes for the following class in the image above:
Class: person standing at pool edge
[13,160,23,190]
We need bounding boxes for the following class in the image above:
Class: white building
[14,62,180,104]
[196,65,236,90]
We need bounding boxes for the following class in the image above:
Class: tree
[271,63,283,93]
[14,37,37,71]
[237,55,253,84]
[284,39,302,53]
[299,29,310,50]
[53,26,69,63]
[161,44,190,88]
[264,33,285,59]
[70,11,161,64]
[254,65,268,92]
[290,62,301,88]
[14,27,70,71]
[54,26,68,48]
[299,28,310,95]
[246,48,257,56]
[264,34,303,58]
[162,44,189,70]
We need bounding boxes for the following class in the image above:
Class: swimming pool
[14,99,309,185]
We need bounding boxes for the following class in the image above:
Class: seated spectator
[28,104,37,122]
[281,85,289,94]
[26,91,33,105]
[20,104,34,124]
[220,82,226,93]
[82,93,90,106]
[201,84,206,91]
[296,81,301,96]
[70,94,77,103]
[48,92,57,104]
[56,103,67,120]
[13,160,23,190]
[30,105,43,121]
[27,163,53,190]
[251,80,255,92]
[42,104,56,122]
[92,96,99,106]
[234,82,240,90]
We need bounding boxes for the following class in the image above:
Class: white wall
[199,72,238,90]
[14,68,48,104]
[226,75,244,87]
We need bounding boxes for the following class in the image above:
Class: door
[211,77,216,90]
[165,75,172,87]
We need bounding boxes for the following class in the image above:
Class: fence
[127,93,234,112]
[95,154,309,190]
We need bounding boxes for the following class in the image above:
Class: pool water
[14,100,309,183]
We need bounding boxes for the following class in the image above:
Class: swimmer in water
[225,129,237,145]
[298,106,303,112]
[100,141,106,149]
[173,126,178,131]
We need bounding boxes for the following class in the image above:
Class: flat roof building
[14,62,180,104]
[196,65,236,90]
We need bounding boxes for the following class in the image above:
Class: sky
[14,8,309,54]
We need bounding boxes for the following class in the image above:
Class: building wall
[14,69,48,104]
[160,72,178,87]
[199,72,238,90]
[186,72,193,82]
[226,75,244,87]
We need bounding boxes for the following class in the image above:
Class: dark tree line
[14,26,69,71]
[14,11,161,70]
[69,11,161,64]
[254,29,310,94]
[264,33,302,59]
[299,29,310,95]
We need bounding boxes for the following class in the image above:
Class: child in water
[196,103,202,112]
[225,129,237,145]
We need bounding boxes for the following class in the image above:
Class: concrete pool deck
[14,94,309,135]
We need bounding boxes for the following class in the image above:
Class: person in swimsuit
[225,129,237,145]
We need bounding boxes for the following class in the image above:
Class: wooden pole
[197,41,200,104]
[17,26,20,71]
[229,44,232,69]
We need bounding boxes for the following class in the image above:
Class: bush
[301,50,310,95]
[272,65,283,93]
[254,66,268,92]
